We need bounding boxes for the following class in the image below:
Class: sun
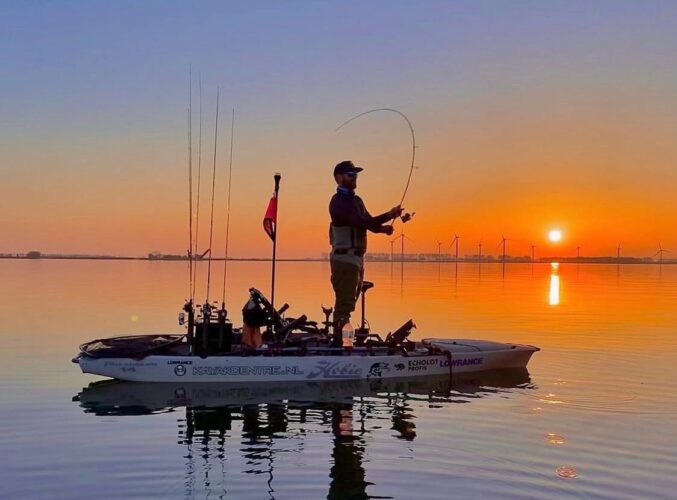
[548,229,562,242]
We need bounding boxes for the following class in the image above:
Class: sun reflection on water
[540,393,564,405]
[549,262,560,306]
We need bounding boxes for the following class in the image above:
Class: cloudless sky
[1,1,676,258]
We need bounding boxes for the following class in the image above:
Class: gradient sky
[2,0,676,258]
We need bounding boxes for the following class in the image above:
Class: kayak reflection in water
[74,370,532,498]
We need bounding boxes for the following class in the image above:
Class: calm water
[1,260,676,499]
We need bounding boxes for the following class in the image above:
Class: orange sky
[3,86,675,259]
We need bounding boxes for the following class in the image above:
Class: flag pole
[271,173,281,316]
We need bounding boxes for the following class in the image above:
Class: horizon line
[1,252,675,265]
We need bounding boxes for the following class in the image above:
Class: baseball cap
[333,160,364,176]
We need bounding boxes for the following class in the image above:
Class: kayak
[73,337,538,383]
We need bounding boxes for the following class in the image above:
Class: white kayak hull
[76,339,538,383]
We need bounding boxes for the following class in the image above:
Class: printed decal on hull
[367,362,390,379]
[408,359,438,371]
[441,357,483,367]
[193,366,304,376]
[306,361,363,379]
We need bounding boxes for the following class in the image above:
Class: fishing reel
[385,210,415,233]
[400,211,415,224]
[179,299,194,327]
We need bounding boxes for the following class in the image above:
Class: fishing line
[335,108,417,215]
[221,109,235,306]
[205,88,220,302]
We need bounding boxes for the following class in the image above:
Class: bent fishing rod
[335,108,417,225]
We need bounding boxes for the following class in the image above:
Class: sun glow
[549,229,562,242]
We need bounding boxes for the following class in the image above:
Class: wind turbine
[390,239,396,262]
[655,243,671,265]
[576,245,581,260]
[435,239,442,262]
[478,238,483,261]
[531,243,536,263]
[500,235,509,262]
[392,232,412,262]
[449,234,460,262]
[617,242,621,260]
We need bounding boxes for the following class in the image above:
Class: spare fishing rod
[204,88,220,306]
[183,66,196,346]
[194,87,220,354]
[221,108,235,309]
[191,72,203,301]
[211,108,236,354]
[180,76,233,354]
[187,66,194,304]
[335,108,417,225]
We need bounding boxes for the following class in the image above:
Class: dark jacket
[329,189,392,233]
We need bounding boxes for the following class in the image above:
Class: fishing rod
[192,72,203,301]
[335,108,417,224]
[205,88,220,304]
[221,108,235,308]
[187,66,194,303]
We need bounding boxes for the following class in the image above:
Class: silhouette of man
[328,160,403,345]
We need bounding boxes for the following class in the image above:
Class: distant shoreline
[0,255,323,262]
[1,254,674,264]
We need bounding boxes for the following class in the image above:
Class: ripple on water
[556,465,578,478]
[526,389,648,415]
[546,433,565,445]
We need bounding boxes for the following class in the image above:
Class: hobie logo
[307,361,362,379]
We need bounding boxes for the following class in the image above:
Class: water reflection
[400,260,405,296]
[74,370,532,498]
[549,262,560,306]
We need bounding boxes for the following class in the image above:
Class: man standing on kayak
[329,160,403,346]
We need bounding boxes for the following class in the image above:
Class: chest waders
[329,224,367,254]
[329,223,367,344]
